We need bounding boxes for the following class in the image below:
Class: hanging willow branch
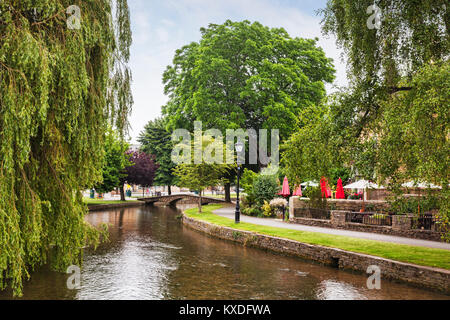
[0,0,132,296]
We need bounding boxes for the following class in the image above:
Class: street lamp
[235,138,244,224]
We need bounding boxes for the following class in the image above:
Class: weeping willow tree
[0,0,132,295]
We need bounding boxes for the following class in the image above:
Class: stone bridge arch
[138,194,227,207]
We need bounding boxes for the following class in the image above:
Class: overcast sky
[127,0,348,142]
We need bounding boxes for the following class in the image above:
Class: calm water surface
[1,205,449,300]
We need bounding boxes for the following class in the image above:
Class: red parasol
[335,177,345,199]
[320,177,328,198]
[293,185,303,197]
[278,176,291,197]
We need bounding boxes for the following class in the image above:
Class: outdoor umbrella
[278,176,291,221]
[401,181,441,189]
[335,178,345,199]
[293,185,303,197]
[320,177,331,198]
[278,176,291,197]
[300,181,319,187]
[344,179,382,211]
[343,180,381,190]
[344,180,382,200]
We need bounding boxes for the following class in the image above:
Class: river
[1,205,448,300]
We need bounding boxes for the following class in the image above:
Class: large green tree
[173,136,234,212]
[318,0,449,184]
[163,20,335,199]
[297,0,450,239]
[0,1,132,295]
[138,117,176,195]
[95,129,130,194]
[163,20,335,139]
[319,0,449,137]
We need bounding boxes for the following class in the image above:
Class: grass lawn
[83,198,140,205]
[204,193,238,199]
[185,204,450,270]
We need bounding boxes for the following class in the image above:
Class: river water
[1,205,449,300]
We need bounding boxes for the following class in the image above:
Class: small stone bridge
[137,194,228,206]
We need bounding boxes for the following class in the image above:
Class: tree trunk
[168,185,172,195]
[198,190,202,213]
[224,183,231,202]
[120,184,125,201]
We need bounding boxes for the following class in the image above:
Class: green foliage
[240,194,254,209]
[232,231,242,240]
[240,168,258,195]
[138,117,177,188]
[376,61,450,238]
[330,167,350,186]
[320,0,448,97]
[261,200,275,217]
[242,206,263,217]
[174,163,228,195]
[252,174,279,205]
[287,1,449,239]
[173,136,233,212]
[389,194,441,216]
[185,204,450,270]
[377,62,449,186]
[162,20,335,141]
[0,1,132,295]
[304,187,328,210]
[282,103,339,181]
[436,189,450,242]
[95,129,130,193]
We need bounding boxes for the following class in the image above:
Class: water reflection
[1,205,448,300]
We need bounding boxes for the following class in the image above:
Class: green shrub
[253,174,279,205]
[389,194,440,215]
[262,200,275,217]
[330,167,351,186]
[241,193,256,209]
[241,168,258,195]
[303,186,327,210]
[242,206,263,217]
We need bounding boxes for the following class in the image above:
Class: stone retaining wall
[183,214,450,294]
[291,197,390,212]
[289,197,444,242]
[87,202,144,212]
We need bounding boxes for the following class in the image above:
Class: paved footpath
[213,206,450,250]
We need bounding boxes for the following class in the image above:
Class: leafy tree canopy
[319,0,449,135]
[123,151,159,188]
[173,135,234,212]
[95,129,130,194]
[138,117,177,189]
[162,20,335,140]
[0,0,132,295]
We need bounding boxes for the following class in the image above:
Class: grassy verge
[184,204,450,270]
[83,198,140,205]
[203,193,238,199]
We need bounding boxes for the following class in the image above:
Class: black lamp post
[235,138,244,224]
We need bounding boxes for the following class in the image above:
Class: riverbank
[86,199,144,212]
[183,204,450,294]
